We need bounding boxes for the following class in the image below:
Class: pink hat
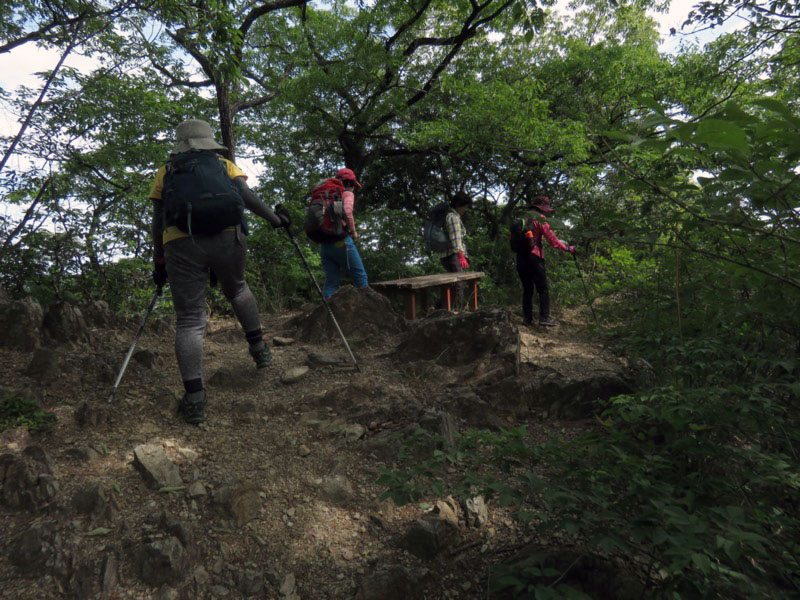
[530,195,553,212]
[336,168,362,189]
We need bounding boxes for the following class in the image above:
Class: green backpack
[162,151,244,235]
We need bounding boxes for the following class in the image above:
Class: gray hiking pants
[164,228,261,383]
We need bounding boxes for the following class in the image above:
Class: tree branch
[239,0,310,40]
[385,0,433,49]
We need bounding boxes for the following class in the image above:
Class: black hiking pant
[440,253,465,309]
[516,253,549,323]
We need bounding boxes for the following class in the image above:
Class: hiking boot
[178,390,207,425]
[522,318,533,327]
[538,317,558,327]
[249,340,272,369]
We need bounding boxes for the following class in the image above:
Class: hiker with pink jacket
[512,195,575,327]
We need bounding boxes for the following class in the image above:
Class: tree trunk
[217,82,236,162]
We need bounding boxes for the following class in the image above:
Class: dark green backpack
[509,218,533,254]
[162,151,244,235]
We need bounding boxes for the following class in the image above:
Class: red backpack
[303,178,346,242]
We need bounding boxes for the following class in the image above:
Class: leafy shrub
[0,392,57,433]
[379,336,800,598]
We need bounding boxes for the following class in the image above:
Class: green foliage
[0,392,57,433]
[380,335,800,597]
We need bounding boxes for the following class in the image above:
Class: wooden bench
[372,272,485,320]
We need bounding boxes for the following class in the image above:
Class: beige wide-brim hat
[172,119,227,154]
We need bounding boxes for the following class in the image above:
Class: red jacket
[523,211,567,258]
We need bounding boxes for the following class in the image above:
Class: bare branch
[239,0,309,39]
[385,0,433,50]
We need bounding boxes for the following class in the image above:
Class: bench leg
[405,291,417,320]
[440,285,451,313]
[471,280,478,311]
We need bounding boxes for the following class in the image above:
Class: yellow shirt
[149,156,247,244]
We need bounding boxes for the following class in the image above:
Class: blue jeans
[320,236,368,298]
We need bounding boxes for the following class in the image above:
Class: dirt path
[0,304,622,599]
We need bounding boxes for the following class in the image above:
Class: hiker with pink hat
[511,195,575,327]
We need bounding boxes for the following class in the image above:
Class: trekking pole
[107,285,163,403]
[571,252,598,325]
[275,209,360,371]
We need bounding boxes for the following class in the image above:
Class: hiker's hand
[457,251,469,269]
[153,258,168,287]
[273,204,291,228]
[567,245,575,254]
[351,230,359,240]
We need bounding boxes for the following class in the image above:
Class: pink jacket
[524,212,567,258]
[342,190,356,236]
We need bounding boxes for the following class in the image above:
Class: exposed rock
[233,568,265,597]
[355,565,420,600]
[399,515,457,560]
[9,521,70,578]
[135,536,187,586]
[272,336,295,346]
[153,389,180,417]
[177,447,199,461]
[208,327,243,344]
[394,310,519,369]
[24,347,62,381]
[319,474,354,505]
[292,286,405,345]
[279,572,296,596]
[70,557,101,599]
[133,349,159,368]
[212,480,261,527]
[154,585,179,600]
[463,495,488,528]
[0,426,31,452]
[193,565,211,586]
[159,511,193,548]
[71,481,109,515]
[312,383,372,411]
[280,366,309,384]
[74,401,111,428]
[42,301,90,344]
[306,351,348,369]
[322,420,366,441]
[133,444,183,490]
[0,446,59,510]
[81,300,114,329]
[0,296,44,351]
[187,481,207,498]
[83,352,117,384]
[433,497,460,528]
[63,446,100,462]
[101,554,119,600]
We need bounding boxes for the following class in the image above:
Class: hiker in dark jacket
[440,191,472,309]
[149,119,289,425]
[513,195,574,327]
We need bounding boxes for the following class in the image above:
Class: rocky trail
[0,286,639,599]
